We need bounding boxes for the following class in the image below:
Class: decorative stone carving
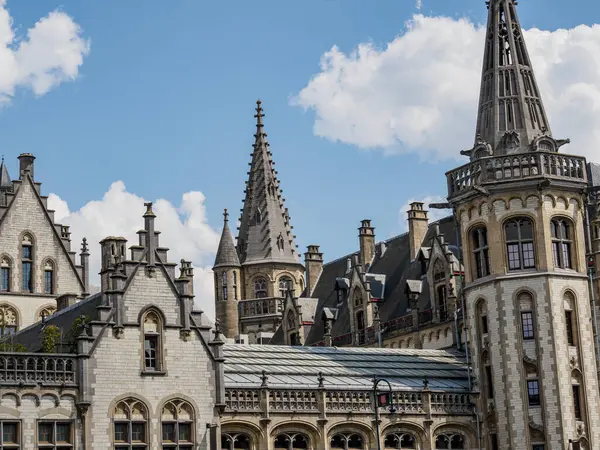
[502,131,520,153]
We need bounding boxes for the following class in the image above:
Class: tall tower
[447,1,600,449]
[214,100,305,343]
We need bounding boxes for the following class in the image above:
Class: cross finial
[254,99,264,127]
[81,237,89,254]
[223,208,229,223]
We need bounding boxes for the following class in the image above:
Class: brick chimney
[358,220,375,268]
[304,245,323,296]
[408,202,429,260]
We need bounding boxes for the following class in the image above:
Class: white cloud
[399,194,448,232]
[293,14,600,163]
[0,0,89,103]
[415,0,422,11]
[48,182,221,319]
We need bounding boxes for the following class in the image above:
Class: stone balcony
[238,297,284,320]
[0,353,78,387]
[447,152,588,201]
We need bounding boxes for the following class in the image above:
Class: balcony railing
[238,297,283,319]
[0,353,77,386]
[447,152,587,199]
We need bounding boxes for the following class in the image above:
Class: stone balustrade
[0,353,77,387]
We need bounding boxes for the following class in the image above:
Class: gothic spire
[464,0,565,159]
[0,156,11,188]
[235,100,301,266]
[213,209,241,269]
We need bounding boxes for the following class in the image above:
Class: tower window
[21,234,33,292]
[472,227,490,278]
[551,218,573,269]
[527,380,540,406]
[222,272,228,301]
[481,315,489,334]
[43,260,54,294]
[232,271,238,300]
[254,277,267,298]
[278,277,293,297]
[485,365,494,399]
[0,257,11,292]
[565,310,575,346]
[521,312,535,340]
[573,384,582,420]
[505,218,535,270]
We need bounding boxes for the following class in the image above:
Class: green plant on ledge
[41,325,61,353]
[0,342,28,352]
[67,315,90,353]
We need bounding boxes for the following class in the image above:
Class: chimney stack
[408,202,429,260]
[80,238,90,296]
[358,220,375,268]
[304,245,323,296]
[18,153,35,180]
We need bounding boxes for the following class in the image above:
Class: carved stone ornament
[528,418,544,433]
[570,356,578,369]
[461,134,493,161]
[502,131,520,153]
[577,422,585,436]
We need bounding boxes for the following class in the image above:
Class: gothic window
[472,227,490,278]
[37,421,73,449]
[356,311,366,345]
[551,218,573,269]
[0,421,20,448]
[39,306,57,322]
[161,399,194,449]
[481,315,488,334]
[330,433,365,449]
[43,260,54,294]
[278,277,293,297]
[437,285,448,322]
[232,272,238,300]
[435,433,465,449]
[113,398,149,449]
[482,351,494,399]
[287,311,295,330]
[222,272,228,301]
[0,257,11,292]
[142,310,163,372]
[433,260,445,282]
[353,289,363,307]
[254,278,267,298]
[527,380,540,406]
[505,218,535,270]
[384,432,417,449]
[221,433,251,450]
[521,312,535,340]
[274,433,309,450]
[21,234,33,292]
[0,305,17,336]
[573,384,582,421]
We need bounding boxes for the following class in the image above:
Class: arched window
[551,218,573,269]
[384,432,417,449]
[43,260,55,294]
[113,398,149,449]
[274,433,309,450]
[331,433,365,449]
[232,271,238,300]
[564,291,578,347]
[161,399,194,449]
[287,311,296,330]
[505,218,535,270]
[0,256,11,292]
[142,310,163,372]
[254,278,267,298]
[472,227,490,278]
[435,433,465,449]
[222,271,228,301]
[572,370,585,422]
[279,277,293,297]
[21,234,33,292]
[221,433,251,450]
[353,288,363,307]
[0,305,18,336]
[39,306,57,321]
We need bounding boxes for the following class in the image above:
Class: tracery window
[142,310,163,372]
[331,433,365,449]
[113,398,149,449]
[274,433,309,450]
[222,271,228,301]
[254,278,267,298]
[221,433,251,450]
[161,399,194,449]
[551,218,573,269]
[38,421,72,449]
[43,260,54,294]
[472,227,490,278]
[0,257,10,292]
[505,218,535,270]
[433,260,445,282]
[279,277,293,297]
[39,306,57,322]
[0,305,17,336]
[435,433,465,449]
[384,432,417,449]
[21,234,33,292]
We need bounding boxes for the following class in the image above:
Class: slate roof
[298,215,459,346]
[222,344,470,392]
[234,101,301,267]
[213,210,241,269]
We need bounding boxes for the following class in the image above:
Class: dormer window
[472,227,490,278]
[21,234,33,292]
[433,260,445,282]
[551,218,573,269]
[505,218,535,270]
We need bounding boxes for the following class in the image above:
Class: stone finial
[423,376,429,389]
[81,237,89,254]
[261,370,269,387]
[317,371,325,388]
[143,201,156,218]
[223,208,229,222]
[214,319,222,338]
[255,99,264,127]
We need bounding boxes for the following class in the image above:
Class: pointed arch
[0,254,12,292]
[160,398,195,448]
[112,397,149,448]
[140,308,164,372]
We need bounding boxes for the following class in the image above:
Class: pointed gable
[236,100,301,266]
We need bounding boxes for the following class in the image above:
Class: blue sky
[2,0,600,309]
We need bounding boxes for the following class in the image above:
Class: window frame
[221,432,252,450]
[254,278,267,299]
[160,399,195,450]
[0,257,11,293]
[37,420,73,449]
[521,311,535,340]
[504,218,536,271]
[43,260,55,295]
[21,235,34,293]
[527,379,541,406]
[278,277,293,298]
[383,432,417,449]
[565,310,575,346]
[222,272,228,301]
[572,384,583,421]
[141,310,164,374]
[0,420,20,448]
[550,218,573,269]
[472,226,490,278]
[273,432,310,450]
[112,398,149,450]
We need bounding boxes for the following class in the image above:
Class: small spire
[223,208,229,223]
[143,201,156,217]
[254,99,264,128]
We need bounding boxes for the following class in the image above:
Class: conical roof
[0,156,11,188]
[235,100,301,266]
[214,209,241,269]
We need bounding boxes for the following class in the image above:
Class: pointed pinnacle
[254,99,264,127]
[223,208,229,222]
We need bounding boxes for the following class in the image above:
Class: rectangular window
[0,268,8,292]
[532,446,545,450]
[114,423,128,442]
[222,286,227,301]
[481,315,489,334]
[44,270,52,294]
[566,311,575,346]
[562,242,572,269]
[22,246,31,259]
[507,243,521,270]
[162,423,176,442]
[131,423,145,442]
[522,242,536,268]
[21,262,32,292]
[144,336,157,369]
[527,380,541,406]
[37,421,71,449]
[521,312,535,340]
[485,365,494,399]
[573,385,582,420]
[2,421,19,447]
